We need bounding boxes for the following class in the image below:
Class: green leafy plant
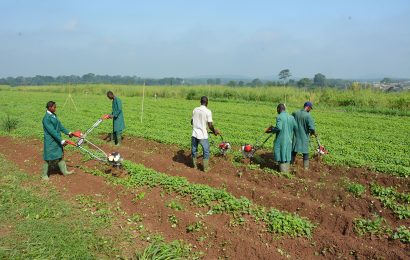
[168,215,179,228]
[134,192,146,201]
[130,213,143,223]
[1,115,18,132]
[167,200,184,211]
[186,221,204,233]
[370,183,410,219]
[121,160,314,238]
[343,180,366,197]
[392,226,410,243]
[354,216,390,236]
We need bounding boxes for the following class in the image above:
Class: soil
[0,135,408,259]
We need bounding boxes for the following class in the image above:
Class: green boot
[279,163,290,173]
[303,160,309,170]
[192,157,198,169]
[58,160,74,176]
[114,132,122,146]
[203,159,210,172]
[41,163,49,180]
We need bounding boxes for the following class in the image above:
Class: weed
[186,221,204,233]
[168,215,179,228]
[1,115,18,132]
[130,213,143,223]
[135,236,200,259]
[167,200,184,211]
[134,192,146,201]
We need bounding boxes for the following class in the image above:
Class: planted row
[120,161,315,238]
[370,183,410,219]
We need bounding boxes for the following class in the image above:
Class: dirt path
[0,136,408,259]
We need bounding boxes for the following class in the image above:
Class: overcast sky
[1,0,409,79]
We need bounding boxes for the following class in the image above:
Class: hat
[304,101,313,109]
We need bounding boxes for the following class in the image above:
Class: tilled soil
[0,136,408,259]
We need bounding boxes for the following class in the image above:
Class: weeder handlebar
[254,133,273,150]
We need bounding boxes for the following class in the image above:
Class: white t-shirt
[192,105,213,139]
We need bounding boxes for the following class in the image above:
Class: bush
[1,115,18,132]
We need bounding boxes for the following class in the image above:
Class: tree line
[0,71,397,89]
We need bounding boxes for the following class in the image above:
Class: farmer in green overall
[105,91,125,146]
[265,103,296,173]
[42,101,74,180]
[291,101,316,170]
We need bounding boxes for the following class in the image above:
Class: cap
[304,101,313,109]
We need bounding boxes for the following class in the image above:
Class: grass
[0,154,203,258]
[0,154,118,259]
[135,236,201,260]
[1,115,18,133]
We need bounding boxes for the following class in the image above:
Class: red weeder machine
[217,135,231,156]
[66,116,123,166]
[316,136,328,155]
[241,132,274,158]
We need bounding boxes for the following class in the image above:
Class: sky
[0,0,409,79]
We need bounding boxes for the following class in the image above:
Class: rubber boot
[58,160,74,176]
[115,133,122,146]
[41,163,49,180]
[279,163,290,173]
[203,159,210,172]
[303,160,309,170]
[192,157,198,169]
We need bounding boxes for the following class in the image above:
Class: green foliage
[130,213,143,223]
[135,236,198,260]
[263,167,294,179]
[264,209,315,238]
[167,200,184,211]
[186,221,204,233]
[0,87,408,176]
[392,226,410,243]
[354,216,390,236]
[343,179,366,197]
[1,115,18,132]
[0,155,118,259]
[370,184,410,219]
[118,161,314,238]
[354,217,409,244]
[75,195,113,226]
[134,192,146,201]
[168,215,179,228]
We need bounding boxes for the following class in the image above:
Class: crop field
[0,85,409,259]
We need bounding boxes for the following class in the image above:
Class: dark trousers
[291,152,309,164]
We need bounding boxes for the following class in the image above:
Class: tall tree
[278,69,291,84]
[297,78,312,89]
[313,73,326,87]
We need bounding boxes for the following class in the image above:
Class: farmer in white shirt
[191,96,220,172]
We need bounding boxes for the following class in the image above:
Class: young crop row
[354,216,409,243]
[370,183,410,220]
[83,160,315,238]
[0,90,409,176]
